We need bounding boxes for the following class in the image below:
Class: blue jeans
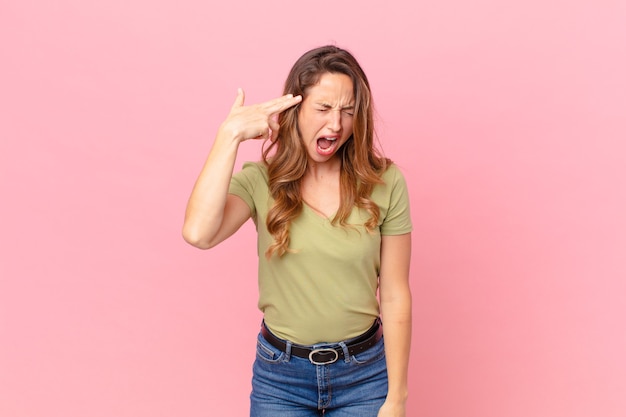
[250,328,388,417]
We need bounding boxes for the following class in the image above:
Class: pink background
[1,1,625,416]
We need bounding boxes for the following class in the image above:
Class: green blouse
[229,161,412,344]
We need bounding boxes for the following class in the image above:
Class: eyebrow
[316,102,355,110]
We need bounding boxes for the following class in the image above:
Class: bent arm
[378,232,412,417]
[182,133,250,249]
[182,89,302,249]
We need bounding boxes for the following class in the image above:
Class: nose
[328,110,342,132]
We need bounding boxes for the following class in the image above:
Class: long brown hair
[262,45,391,258]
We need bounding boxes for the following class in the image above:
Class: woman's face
[297,72,355,166]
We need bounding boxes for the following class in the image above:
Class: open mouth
[316,137,338,156]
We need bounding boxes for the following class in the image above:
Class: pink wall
[1,1,625,416]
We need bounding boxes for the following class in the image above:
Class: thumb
[231,87,245,109]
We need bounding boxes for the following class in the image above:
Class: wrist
[385,388,408,404]
[216,124,244,145]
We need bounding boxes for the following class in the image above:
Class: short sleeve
[379,165,413,235]
[228,162,267,220]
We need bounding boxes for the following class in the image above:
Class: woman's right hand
[219,88,302,143]
[182,89,301,249]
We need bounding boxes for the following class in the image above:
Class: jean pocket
[255,333,286,364]
[351,337,386,365]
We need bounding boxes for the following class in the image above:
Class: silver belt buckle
[309,348,339,365]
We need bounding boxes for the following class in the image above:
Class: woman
[183,45,412,417]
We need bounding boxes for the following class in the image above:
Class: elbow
[181,225,215,250]
[183,236,212,250]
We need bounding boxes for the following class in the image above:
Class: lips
[316,136,338,156]
[317,137,336,149]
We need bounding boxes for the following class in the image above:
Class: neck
[305,156,341,180]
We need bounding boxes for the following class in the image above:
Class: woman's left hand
[377,399,406,417]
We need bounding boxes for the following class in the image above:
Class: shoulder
[230,161,269,198]
[381,163,405,181]
[378,163,409,191]
[371,163,408,202]
[241,160,268,175]
[229,161,270,216]
[371,163,411,213]
[235,161,269,182]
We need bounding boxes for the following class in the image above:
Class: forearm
[182,130,240,248]
[182,90,301,249]
[381,293,412,402]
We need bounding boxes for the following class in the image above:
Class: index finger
[261,94,302,115]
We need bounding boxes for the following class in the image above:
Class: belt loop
[338,341,350,363]
[284,340,292,361]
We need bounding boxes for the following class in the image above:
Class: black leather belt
[260,318,383,365]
